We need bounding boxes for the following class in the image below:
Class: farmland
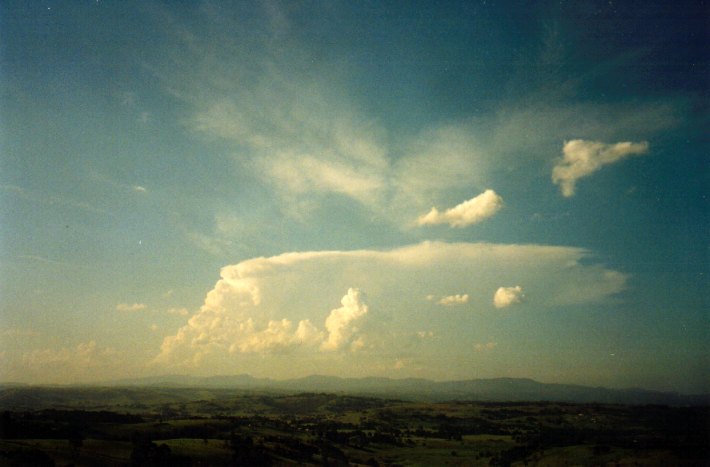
[0,386,708,466]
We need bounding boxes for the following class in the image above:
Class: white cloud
[391,125,488,209]
[157,288,365,358]
[151,7,500,225]
[265,153,386,206]
[493,286,525,309]
[133,185,148,193]
[552,139,649,197]
[321,288,369,351]
[154,242,626,372]
[187,73,390,215]
[438,294,470,306]
[418,190,503,228]
[228,318,323,353]
[116,303,148,312]
[149,4,683,234]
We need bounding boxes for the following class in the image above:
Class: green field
[0,387,707,466]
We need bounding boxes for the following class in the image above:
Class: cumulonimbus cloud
[153,242,626,373]
[493,286,524,308]
[417,190,503,227]
[552,139,649,197]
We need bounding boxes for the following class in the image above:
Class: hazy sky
[1,1,707,392]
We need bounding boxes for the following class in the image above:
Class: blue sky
[0,0,707,392]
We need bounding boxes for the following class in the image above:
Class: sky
[0,0,707,393]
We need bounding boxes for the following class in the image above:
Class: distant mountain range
[102,374,709,406]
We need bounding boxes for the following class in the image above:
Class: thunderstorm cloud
[154,242,626,375]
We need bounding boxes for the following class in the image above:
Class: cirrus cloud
[150,2,681,235]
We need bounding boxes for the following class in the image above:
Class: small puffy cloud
[494,286,525,309]
[417,190,503,228]
[552,139,649,197]
[132,185,148,193]
[438,294,469,306]
[475,342,498,352]
[321,288,369,351]
[116,303,148,312]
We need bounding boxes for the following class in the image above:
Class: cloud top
[418,190,503,227]
[493,286,525,309]
[552,140,649,197]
